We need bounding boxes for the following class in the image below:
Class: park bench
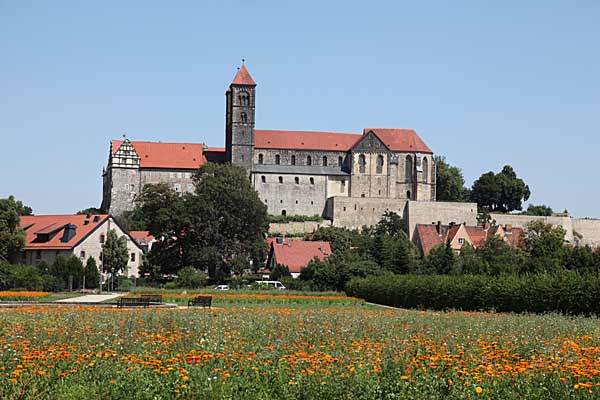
[188,295,212,308]
[116,297,150,308]
[140,294,163,304]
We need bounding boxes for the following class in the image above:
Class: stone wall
[490,214,575,243]
[327,196,408,229]
[406,201,478,239]
[572,218,600,247]
[253,173,328,216]
[254,148,347,169]
[268,220,332,235]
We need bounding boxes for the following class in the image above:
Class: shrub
[268,215,323,223]
[176,266,208,288]
[346,272,600,315]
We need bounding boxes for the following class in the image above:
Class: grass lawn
[0,294,599,399]
[0,291,83,302]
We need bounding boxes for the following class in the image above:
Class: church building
[101,65,437,227]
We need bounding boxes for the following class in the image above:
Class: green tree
[476,235,523,275]
[422,242,456,274]
[434,156,469,202]
[0,196,32,260]
[49,255,84,291]
[452,242,488,275]
[309,227,360,254]
[522,204,553,216]
[83,257,100,289]
[523,220,566,273]
[176,266,207,288]
[270,264,292,281]
[77,207,105,215]
[470,166,531,213]
[374,211,406,236]
[141,164,269,279]
[102,229,129,291]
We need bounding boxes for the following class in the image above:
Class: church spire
[231,63,256,86]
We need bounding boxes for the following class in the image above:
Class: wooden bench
[140,294,163,304]
[188,296,212,308]
[117,297,150,308]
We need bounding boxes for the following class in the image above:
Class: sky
[0,1,598,218]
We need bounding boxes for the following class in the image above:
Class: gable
[351,131,390,153]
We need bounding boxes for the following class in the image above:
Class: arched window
[405,155,413,181]
[310,177,315,185]
[358,154,366,173]
[281,210,287,216]
[376,155,384,174]
[294,177,299,184]
[258,154,264,164]
[306,156,312,166]
[275,154,281,165]
[240,112,247,123]
[278,176,283,184]
[338,156,343,166]
[261,176,266,183]
[291,155,296,165]
[322,156,328,166]
[407,190,411,199]
[422,157,429,183]
[238,91,249,106]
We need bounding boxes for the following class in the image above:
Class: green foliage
[300,252,382,291]
[84,257,100,289]
[434,156,469,202]
[102,229,129,287]
[309,227,360,253]
[374,211,406,236]
[267,214,323,223]
[76,207,105,215]
[476,235,526,275]
[470,165,531,212]
[452,243,488,275]
[140,164,268,280]
[523,220,566,273]
[346,271,600,315]
[0,196,32,260]
[521,204,553,216]
[49,255,84,291]
[421,242,456,274]
[176,266,207,288]
[270,264,291,280]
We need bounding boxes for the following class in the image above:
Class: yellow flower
[475,386,483,394]
[401,375,409,381]
[182,376,189,381]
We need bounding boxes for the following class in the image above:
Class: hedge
[345,272,600,315]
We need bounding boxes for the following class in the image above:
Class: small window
[295,200,298,204]
[458,238,465,245]
[80,251,86,259]
[376,155,384,174]
[36,250,42,260]
[341,179,346,188]
[280,200,283,204]
[99,252,103,261]
[291,155,296,165]
[261,176,266,183]
[100,234,105,244]
[170,172,175,178]
[359,154,366,173]
[343,207,346,211]
[322,156,328,166]
[281,210,287,216]
[258,154,264,164]
[307,156,312,166]
[185,172,191,179]
[174,183,181,192]
[130,184,135,191]
[275,154,281,165]
[338,156,343,166]
[310,177,314,185]
[130,253,136,262]
[310,201,314,205]
[294,177,299,184]
[240,112,248,123]
[278,176,283,184]
[177,172,182,178]
[407,190,411,199]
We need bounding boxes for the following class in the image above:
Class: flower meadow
[1,299,600,399]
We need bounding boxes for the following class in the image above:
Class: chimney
[60,224,77,243]
[436,221,442,234]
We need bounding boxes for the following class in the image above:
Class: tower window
[422,157,429,183]
[306,156,312,166]
[261,176,266,183]
[258,154,264,164]
[291,155,296,165]
[405,155,413,181]
[238,91,250,106]
[275,154,281,165]
[294,177,299,184]
[278,176,283,184]
[240,112,248,123]
[358,154,366,173]
[310,177,314,185]
[338,156,343,166]
[376,155,384,174]
[322,156,328,166]
[407,190,411,199]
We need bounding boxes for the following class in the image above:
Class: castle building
[102,65,438,228]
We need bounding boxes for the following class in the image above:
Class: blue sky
[0,1,598,217]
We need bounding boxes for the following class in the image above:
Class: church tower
[225,64,256,173]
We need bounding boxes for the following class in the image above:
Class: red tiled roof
[415,224,446,255]
[206,147,225,152]
[271,239,332,273]
[465,226,488,247]
[255,130,361,151]
[111,140,206,169]
[19,214,110,250]
[364,128,433,153]
[231,65,256,86]
[129,231,154,245]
